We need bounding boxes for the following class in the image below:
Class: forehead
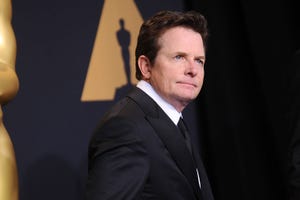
[157,26,205,54]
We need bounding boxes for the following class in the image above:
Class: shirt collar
[136,80,182,125]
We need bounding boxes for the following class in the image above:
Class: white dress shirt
[136,80,182,125]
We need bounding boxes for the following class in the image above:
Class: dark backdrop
[186,0,300,200]
[3,0,299,200]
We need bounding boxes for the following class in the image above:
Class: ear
[138,55,151,80]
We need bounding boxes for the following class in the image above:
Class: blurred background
[4,0,300,199]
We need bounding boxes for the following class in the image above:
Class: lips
[177,81,197,88]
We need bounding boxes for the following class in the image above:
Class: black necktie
[177,117,193,155]
[178,117,203,189]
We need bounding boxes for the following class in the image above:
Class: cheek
[197,69,205,82]
[153,67,171,83]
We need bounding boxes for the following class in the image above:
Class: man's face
[146,26,205,112]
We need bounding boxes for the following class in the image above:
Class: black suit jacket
[86,87,214,200]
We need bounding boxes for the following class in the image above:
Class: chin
[184,92,199,100]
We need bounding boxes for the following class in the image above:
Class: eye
[195,58,205,65]
[174,55,184,60]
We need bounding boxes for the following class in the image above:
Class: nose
[185,59,199,77]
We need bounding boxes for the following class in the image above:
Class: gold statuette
[0,0,19,200]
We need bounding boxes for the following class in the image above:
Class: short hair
[135,10,209,80]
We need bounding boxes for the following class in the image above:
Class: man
[86,10,214,200]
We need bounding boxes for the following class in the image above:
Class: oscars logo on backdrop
[81,0,143,101]
[117,18,132,86]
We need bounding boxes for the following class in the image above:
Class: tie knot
[177,117,193,155]
[178,118,188,139]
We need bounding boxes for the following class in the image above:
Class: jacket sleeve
[86,116,149,200]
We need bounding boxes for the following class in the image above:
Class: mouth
[177,81,197,88]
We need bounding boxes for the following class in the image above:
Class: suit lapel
[127,88,202,199]
[146,115,202,199]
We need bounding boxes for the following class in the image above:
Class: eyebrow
[172,51,205,60]
[196,56,206,60]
